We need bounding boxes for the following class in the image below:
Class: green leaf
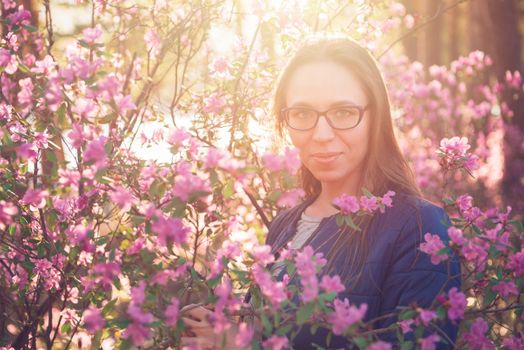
[24,24,38,32]
[222,179,234,199]
[296,302,315,325]
[399,309,416,321]
[335,214,344,227]
[483,287,497,307]
[353,337,368,348]
[401,341,414,350]
[261,314,272,335]
[102,299,117,316]
[361,187,373,197]
[276,323,293,335]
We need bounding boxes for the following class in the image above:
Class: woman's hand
[180,304,244,350]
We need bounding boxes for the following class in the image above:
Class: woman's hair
[272,36,422,286]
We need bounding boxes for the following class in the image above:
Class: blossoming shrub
[0,1,523,350]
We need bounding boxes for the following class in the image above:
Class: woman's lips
[310,152,342,164]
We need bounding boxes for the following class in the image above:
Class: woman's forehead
[285,61,367,108]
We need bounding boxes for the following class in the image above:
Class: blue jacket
[265,192,460,349]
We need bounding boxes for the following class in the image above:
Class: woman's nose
[311,115,335,142]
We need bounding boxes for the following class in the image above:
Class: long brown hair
[273,37,422,287]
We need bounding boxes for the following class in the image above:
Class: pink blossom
[235,322,254,347]
[0,200,18,230]
[0,49,18,75]
[320,275,345,294]
[209,57,231,75]
[17,77,33,105]
[447,287,466,321]
[202,93,225,114]
[21,188,49,209]
[252,244,274,266]
[283,147,301,174]
[366,341,392,350]
[418,309,437,326]
[277,189,305,208]
[164,297,180,326]
[109,185,137,212]
[333,194,360,214]
[420,233,448,265]
[172,172,211,202]
[127,304,154,324]
[252,264,287,308]
[398,319,414,334]
[447,227,464,245]
[419,334,440,350]
[144,29,161,58]
[83,307,105,333]
[151,216,190,247]
[456,194,473,211]
[67,123,92,149]
[114,94,136,115]
[15,143,38,161]
[90,262,121,291]
[463,318,494,349]
[507,248,524,276]
[33,259,61,290]
[492,280,518,298]
[262,153,284,172]
[131,281,147,305]
[166,128,190,147]
[360,196,379,212]
[502,332,524,350]
[31,55,56,75]
[381,190,395,208]
[262,335,289,350]
[122,322,150,346]
[34,131,49,149]
[82,25,103,44]
[84,136,108,168]
[327,298,367,335]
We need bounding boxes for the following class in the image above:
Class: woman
[181,37,461,349]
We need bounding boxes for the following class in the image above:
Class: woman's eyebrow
[290,99,360,108]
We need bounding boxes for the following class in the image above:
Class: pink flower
[492,280,518,298]
[31,55,56,75]
[17,77,33,105]
[68,123,92,149]
[21,188,49,209]
[366,341,392,350]
[0,200,18,230]
[463,318,494,349]
[420,233,448,265]
[252,264,287,308]
[456,194,473,211]
[114,94,136,115]
[262,335,289,350]
[131,281,147,305]
[277,189,305,208]
[252,245,274,266]
[327,298,367,335]
[15,143,38,161]
[84,136,108,168]
[360,196,378,212]
[83,306,105,333]
[202,93,225,114]
[333,194,360,214]
[164,297,180,326]
[82,25,103,44]
[151,216,190,247]
[127,304,154,324]
[166,128,190,147]
[418,309,437,326]
[419,334,440,350]
[122,322,150,346]
[109,185,137,212]
[502,333,524,350]
[320,275,345,294]
[447,287,466,321]
[507,248,524,276]
[381,190,395,208]
[144,29,161,58]
[235,322,254,347]
[447,227,464,245]
[0,50,18,75]
[34,131,49,149]
[398,319,414,334]
[262,153,284,172]
[283,147,301,174]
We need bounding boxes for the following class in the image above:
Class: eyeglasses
[281,105,368,131]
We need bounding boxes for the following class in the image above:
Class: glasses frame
[281,104,369,131]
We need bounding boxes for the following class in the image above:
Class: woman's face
[285,61,371,191]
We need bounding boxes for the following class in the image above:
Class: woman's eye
[334,108,358,118]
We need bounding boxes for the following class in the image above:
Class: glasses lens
[327,107,361,129]
[287,108,317,130]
